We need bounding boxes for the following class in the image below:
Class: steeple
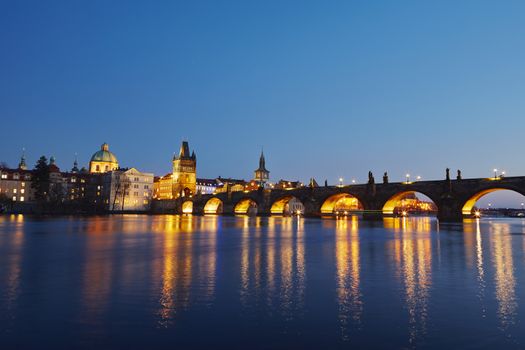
[18,148,27,170]
[258,150,267,171]
[253,148,270,184]
[72,153,79,173]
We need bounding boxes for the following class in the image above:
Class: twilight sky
[1,1,524,206]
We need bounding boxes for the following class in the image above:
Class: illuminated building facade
[196,178,219,195]
[214,177,246,193]
[103,168,154,211]
[0,166,33,202]
[153,173,174,200]
[172,141,196,198]
[89,143,119,173]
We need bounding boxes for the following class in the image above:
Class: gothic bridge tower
[172,141,196,198]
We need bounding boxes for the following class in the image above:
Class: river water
[0,214,524,349]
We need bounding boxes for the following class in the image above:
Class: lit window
[20,196,24,202]
[21,182,25,187]
[21,189,25,194]
[13,189,17,194]
[12,196,16,201]
[1,174,6,179]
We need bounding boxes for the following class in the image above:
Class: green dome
[90,143,118,163]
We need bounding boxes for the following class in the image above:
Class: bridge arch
[182,201,193,214]
[382,191,438,216]
[320,193,363,215]
[270,196,305,215]
[204,197,223,214]
[234,198,258,215]
[461,187,525,216]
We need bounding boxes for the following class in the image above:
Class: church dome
[90,143,118,163]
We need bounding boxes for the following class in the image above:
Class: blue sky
[1,1,524,206]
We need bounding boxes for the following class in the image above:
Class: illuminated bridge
[152,171,525,222]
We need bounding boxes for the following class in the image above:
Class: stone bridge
[152,174,525,222]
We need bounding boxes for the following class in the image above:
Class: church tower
[253,150,270,185]
[172,141,196,198]
[18,149,27,170]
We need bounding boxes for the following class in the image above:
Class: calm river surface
[1,214,525,349]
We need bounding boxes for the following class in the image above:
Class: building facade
[0,168,34,203]
[153,173,174,200]
[196,178,219,195]
[104,168,154,211]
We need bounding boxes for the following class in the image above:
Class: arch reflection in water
[387,217,433,346]
[335,215,362,341]
[153,215,218,327]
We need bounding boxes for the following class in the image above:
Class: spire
[50,156,56,165]
[253,148,269,184]
[257,149,267,172]
[18,148,27,170]
[101,143,109,151]
[72,153,79,173]
[179,141,190,158]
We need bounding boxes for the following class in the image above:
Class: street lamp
[351,179,356,184]
[416,175,421,182]
[494,168,498,179]
[339,177,343,186]
[501,171,506,178]
[521,202,524,211]
[488,203,492,210]
[406,173,410,183]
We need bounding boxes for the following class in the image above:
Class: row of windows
[0,188,26,194]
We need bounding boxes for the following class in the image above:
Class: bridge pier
[362,210,384,221]
[437,199,463,222]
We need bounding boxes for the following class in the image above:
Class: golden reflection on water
[0,215,24,326]
[335,216,362,341]
[489,222,517,330]
[239,216,306,318]
[153,215,218,328]
[387,217,433,346]
[81,217,116,324]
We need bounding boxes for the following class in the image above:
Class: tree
[0,193,13,212]
[112,173,131,211]
[32,156,50,201]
